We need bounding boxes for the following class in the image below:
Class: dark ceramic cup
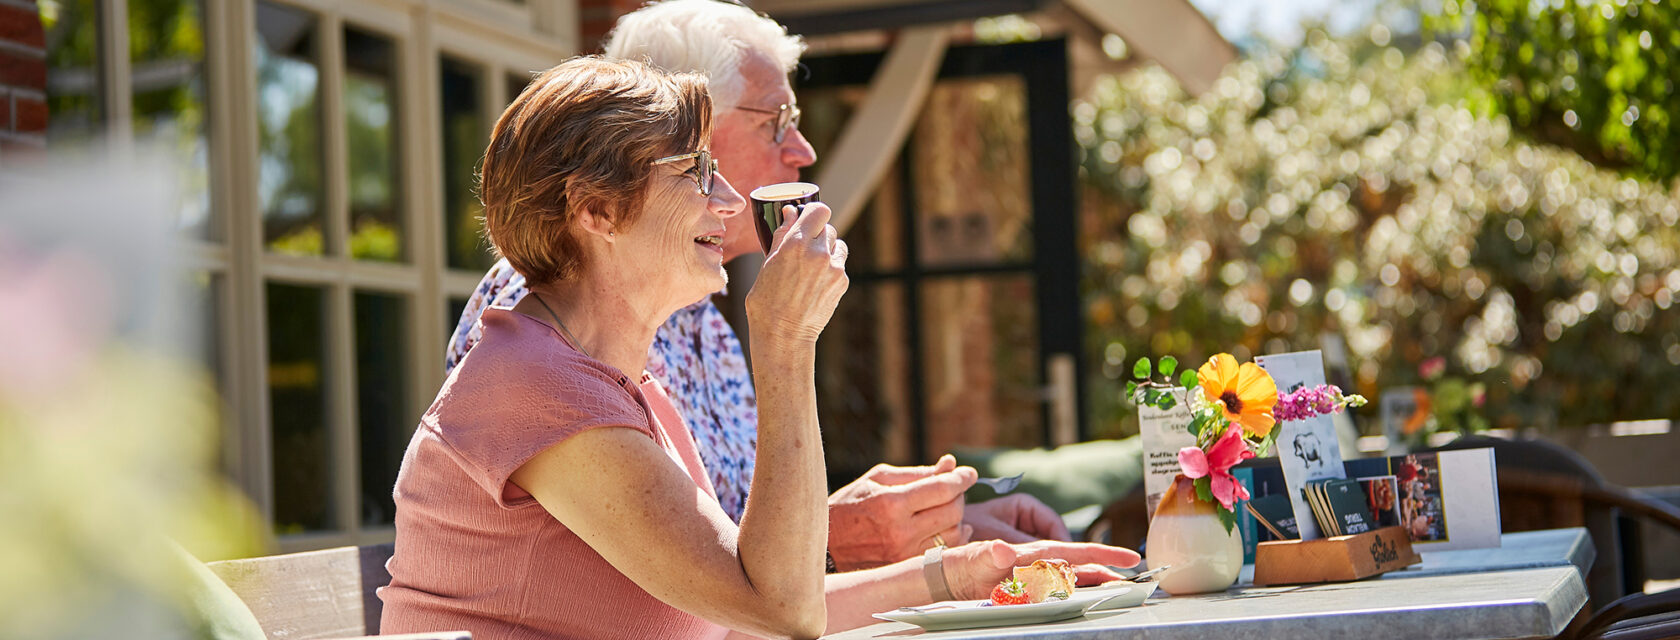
[748,182,820,253]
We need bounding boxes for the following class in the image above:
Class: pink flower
[1275,384,1347,422]
[1178,424,1256,510]
[1419,356,1447,381]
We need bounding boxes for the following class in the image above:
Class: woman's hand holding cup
[746,200,849,348]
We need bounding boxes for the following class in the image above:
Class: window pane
[818,282,910,477]
[920,276,1042,455]
[186,271,224,387]
[507,71,530,106]
[187,271,228,475]
[43,0,102,146]
[131,0,212,240]
[255,1,324,256]
[441,57,491,271]
[798,84,903,272]
[267,282,332,533]
[910,76,1034,267]
[345,27,402,262]
[449,296,469,340]
[355,291,407,526]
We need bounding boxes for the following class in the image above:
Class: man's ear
[574,207,617,241]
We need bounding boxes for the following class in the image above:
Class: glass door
[800,39,1084,481]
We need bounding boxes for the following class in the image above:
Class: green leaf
[1179,370,1199,390]
[1194,476,1215,504]
[1159,356,1178,377]
[1133,357,1151,380]
[1253,436,1273,458]
[1216,504,1238,534]
[1159,395,1177,410]
[1124,380,1138,403]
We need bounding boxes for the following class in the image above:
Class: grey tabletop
[1232,527,1594,583]
[1386,527,1594,579]
[822,528,1592,640]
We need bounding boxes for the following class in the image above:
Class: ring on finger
[933,534,947,550]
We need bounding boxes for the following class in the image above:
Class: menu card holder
[1252,525,1421,586]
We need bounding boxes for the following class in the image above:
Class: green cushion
[172,544,267,640]
[954,438,1146,515]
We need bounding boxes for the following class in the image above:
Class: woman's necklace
[532,292,591,359]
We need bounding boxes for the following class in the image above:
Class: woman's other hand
[746,202,848,346]
[939,540,1142,601]
[964,494,1074,544]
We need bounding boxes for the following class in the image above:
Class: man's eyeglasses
[736,103,802,144]
[652,149,717,196]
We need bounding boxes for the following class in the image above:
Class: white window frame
[77,0,576,552]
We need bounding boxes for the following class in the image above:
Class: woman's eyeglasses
[735,103,802,144]
[652,150,717,196]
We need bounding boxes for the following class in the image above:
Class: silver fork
[975,473,1024,494]
[1125,565,1171,582]
[898,603,961,613]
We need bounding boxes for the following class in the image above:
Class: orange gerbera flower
[1198,353,1279,438]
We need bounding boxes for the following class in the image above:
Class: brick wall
[0,0,45,167]
[577,0,643,53]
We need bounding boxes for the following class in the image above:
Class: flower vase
[1145,474,1243,595]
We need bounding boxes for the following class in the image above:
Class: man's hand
[827,455,978,571]
[964,494,1072,544]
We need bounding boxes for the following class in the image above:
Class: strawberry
[989,578,1030,606]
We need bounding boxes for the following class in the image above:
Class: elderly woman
[380,57,1138,640]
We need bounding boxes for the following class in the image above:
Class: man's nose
[782,127,817,169]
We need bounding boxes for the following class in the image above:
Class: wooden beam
[763,0,1046,36]
[1060,0,1234,97]
[815,25,948,235]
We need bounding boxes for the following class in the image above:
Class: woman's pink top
[379,308,728,640]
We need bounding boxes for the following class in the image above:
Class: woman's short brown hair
[480,56,711,285]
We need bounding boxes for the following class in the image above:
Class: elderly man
[446,0,1069,572]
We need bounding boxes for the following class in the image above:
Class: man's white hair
[603,0,806,110]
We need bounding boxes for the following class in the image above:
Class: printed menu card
[1255,350,1345,540]
[1137,387,1194,521]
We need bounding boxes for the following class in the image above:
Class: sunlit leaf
[1180,370,1199,390]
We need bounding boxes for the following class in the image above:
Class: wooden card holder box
[1252,525,1422,586]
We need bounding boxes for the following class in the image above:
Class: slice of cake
[1012,559,1077,602]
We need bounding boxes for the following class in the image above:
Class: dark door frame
[799,38,1086,464]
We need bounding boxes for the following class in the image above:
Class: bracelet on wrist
[921,547,954,601]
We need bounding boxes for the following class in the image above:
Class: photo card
[1397,452,1449,543]
[1359,475,1402,528]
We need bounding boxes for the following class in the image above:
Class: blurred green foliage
[1432,0,1679,181]
[1,345,264,638]
[1077,32,1680,439]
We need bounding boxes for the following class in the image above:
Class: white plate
[1083,580,1158,611]
[872,584,1146,631]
